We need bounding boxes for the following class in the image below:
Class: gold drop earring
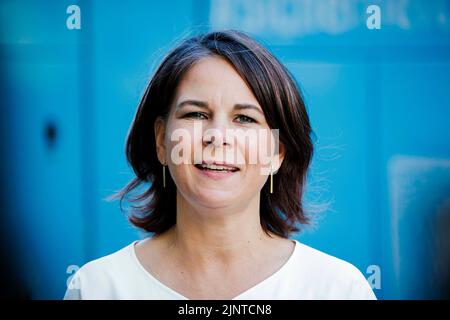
[163,164,166,188]
[270,162,273,194]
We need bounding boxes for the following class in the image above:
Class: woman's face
[155,56,284,210]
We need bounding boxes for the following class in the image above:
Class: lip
[194,161,240,180]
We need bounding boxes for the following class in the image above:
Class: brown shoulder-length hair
[110,29,314,239]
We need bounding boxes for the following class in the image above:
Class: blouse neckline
[129,238,299,300]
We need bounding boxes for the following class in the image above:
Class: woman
[64,30,376,300]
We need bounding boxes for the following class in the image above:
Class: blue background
[1,0,449,299]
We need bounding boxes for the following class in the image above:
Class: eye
[183,112,208,120]
[235,115,256,124]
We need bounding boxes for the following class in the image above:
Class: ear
[154,117,167,165]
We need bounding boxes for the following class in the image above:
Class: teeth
[197,164,237,171]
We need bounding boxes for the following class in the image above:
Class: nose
[202,117,232,148]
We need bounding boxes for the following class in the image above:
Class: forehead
[174,56,258,103]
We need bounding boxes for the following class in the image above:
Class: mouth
[194,162,240,180]
[194,162,240,173]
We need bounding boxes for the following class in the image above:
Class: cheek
[165,122,203,165]
[235,130,272,167]
[240,164,269,195]
[169,164,191,183]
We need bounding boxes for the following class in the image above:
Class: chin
[190,187,240,209]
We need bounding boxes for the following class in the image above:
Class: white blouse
[64,239,377,300]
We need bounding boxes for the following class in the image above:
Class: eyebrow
[176,99,263,115]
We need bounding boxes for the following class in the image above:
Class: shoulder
[290,240,377,299]
[294,241,363,276]
[84,242,136,273]
[64,241,137,300]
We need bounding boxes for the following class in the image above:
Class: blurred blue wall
[1,0,449,299]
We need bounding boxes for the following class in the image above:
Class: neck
[162,191,275,270]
